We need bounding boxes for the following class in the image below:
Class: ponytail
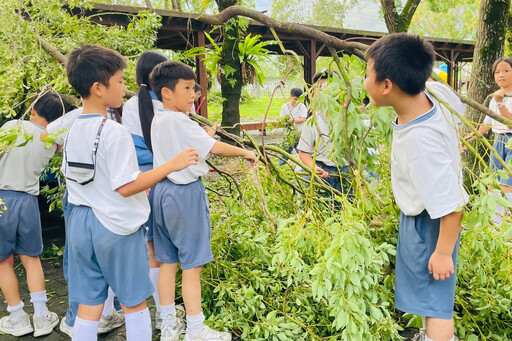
[138,84,155,152]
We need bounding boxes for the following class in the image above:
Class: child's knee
[121,300,147,314]
[0,254,14,267]
[19,255,41,267]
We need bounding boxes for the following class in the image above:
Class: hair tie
[140,84,147,87]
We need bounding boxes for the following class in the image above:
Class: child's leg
[426,317,454,341]
[121,301,151,341]
[19,255,50,317]
[182,266,204,335]
[0,255,21,307]
[159,262,178,326]
[148,240,161,312]
[73,303,103,341]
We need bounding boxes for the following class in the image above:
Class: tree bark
[215,0,243,136]
[379,0,421,33]
[464,0,510,183]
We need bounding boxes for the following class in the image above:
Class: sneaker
[156,304,185,331]
[0,312,34,336]
[184,325,231,341]
[160,319,185,341]
[33,312,59,337]
[59,316,73,337]
[97,309,124,334]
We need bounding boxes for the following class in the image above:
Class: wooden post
[196,31,208,118]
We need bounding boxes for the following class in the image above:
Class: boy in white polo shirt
[365,33,468,341]
[149,61,257,341]
[0,92,61,337]
[278,87,307,165]
[62,44,198,341]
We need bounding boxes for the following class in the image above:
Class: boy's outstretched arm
[210,141,258,166]
[428,209,464,281]
[116,148,198,197]
[299,151,329,178]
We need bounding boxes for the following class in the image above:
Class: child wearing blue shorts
[149,61,257,341]
[62,44,198,341]
[0,92,62,337]
[364,34,468,341]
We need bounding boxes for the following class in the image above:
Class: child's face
[364,59,386,107]
[103,70,126,109]
[290,96,298,106]
[494,61,512,90]
[194,90,202,101]
[164,79,196,113]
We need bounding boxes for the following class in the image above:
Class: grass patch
[207,97,287,124]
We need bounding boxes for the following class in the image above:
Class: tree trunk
[216,0,242,136]
[464,0,510,183]
[380,0,421,33]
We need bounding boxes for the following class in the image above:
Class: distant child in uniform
[122,50,168,329]
[62,44,198,341]
[278,87,307,166]
[0,92,62,337]
[149,61,257,341]
[364,33,468,341]
[191,83,203,114]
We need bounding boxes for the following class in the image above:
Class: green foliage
[0,0,162,119]
[41,243,65,259]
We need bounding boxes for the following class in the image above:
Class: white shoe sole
[34,316,59,337]
[0,325,34,337]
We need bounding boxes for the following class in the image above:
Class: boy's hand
[494,89,506,103]
[204,123,218,137]
[243,150,258,166]
[315,166,329,178]
[428,250,454,281]
[172,148,199,171]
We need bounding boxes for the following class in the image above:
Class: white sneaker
[156,304,185,331]
[98,309,124,334]
[184,325,231,341]
[59,316,73,337]
[33,311,59,337]
[0,312,34,336]
[160,319,185,341]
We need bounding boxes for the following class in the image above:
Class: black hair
[313,70,335,84]
[194,83,202,92]
[492,57,512,76]
[150,61,196,102]
[66,44,127,99]
[365,33,435,95]
[33,92,67,124]
[290,88,303,97]
[136,50,168,153]
[363,96,370,106]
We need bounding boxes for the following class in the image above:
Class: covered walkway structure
[74,3,476,118]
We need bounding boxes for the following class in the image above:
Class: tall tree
[215,0,243,135]
[466,0,510,123]
[379,0,421,33]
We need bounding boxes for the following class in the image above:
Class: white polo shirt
[391,90,468,219]
[151,109,217,185]
[280,102,308,131]
[122,94,163,137]
[483,97,512,134]
[46,107,83,145]
[62,114,150,235]
[0,120,57,195]
[297,112,336,166]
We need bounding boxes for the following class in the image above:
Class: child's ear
[382,79,393,96]
[161,87,172,100]
[90,82,104,97]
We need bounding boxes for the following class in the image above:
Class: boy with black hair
[62,44,198,341]
[278,87,307,166]
[0,91,62,337]
[149,60,257,341]
[364,33,468,341]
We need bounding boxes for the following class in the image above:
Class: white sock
[160,303,177,327]
[149,267,161,312]
[125,308,152,341]
[72,317,99,341]
[425,336,455,341]
[102,287,115,317]
[186,311,205,337]
[7,301,25,320]
[30,290,49,317]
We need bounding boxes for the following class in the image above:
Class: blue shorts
[0,190,42,260]
[67,206,153,307]
[139,163,155,242]
[395,210,460,320]
[490,133,512,187]
[152,178,213,269]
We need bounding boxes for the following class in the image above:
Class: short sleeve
[297,120,316,154]
[179,116,217,160]
[280,103,288,118]
[297,103,308,118]
[407,134,467,219]
[104,125,141,191]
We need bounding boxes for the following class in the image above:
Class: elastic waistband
[0,190,35,198]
